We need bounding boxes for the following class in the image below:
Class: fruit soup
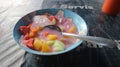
[19,10,78,52]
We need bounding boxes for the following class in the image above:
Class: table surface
[0,0,120,67]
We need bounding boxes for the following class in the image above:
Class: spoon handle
[62,32,116,48]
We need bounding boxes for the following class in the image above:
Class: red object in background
[102,0,120,15]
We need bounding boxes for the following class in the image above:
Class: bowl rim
[13,8,88,55]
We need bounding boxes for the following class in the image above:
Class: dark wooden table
[21,0,120,67]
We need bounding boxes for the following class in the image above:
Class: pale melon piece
[53,40,65,51]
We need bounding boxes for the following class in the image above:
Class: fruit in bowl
[13,9,88,55]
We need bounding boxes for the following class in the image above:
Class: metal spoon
[44,25,117,48]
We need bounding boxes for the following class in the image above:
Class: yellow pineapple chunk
[41,43,51,52]
[33,38,42,51]
[69,26,76,33]
[47,34,57,40]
